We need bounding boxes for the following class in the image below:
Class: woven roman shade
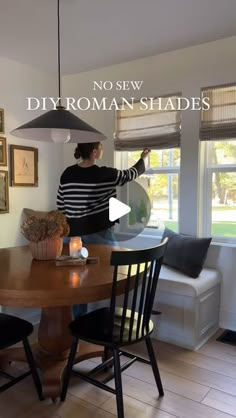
[114,95,181,151]
[200,83,236,141]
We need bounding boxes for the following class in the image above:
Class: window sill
[211,240,236,248]
[117,231,236,248]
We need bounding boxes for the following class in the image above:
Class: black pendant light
[11,0,107,143]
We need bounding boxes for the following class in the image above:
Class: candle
[69,237,82,258]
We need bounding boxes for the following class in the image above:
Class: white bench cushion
[158,265,221,297]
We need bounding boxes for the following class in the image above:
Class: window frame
[115,150,180,237]
[202,141,236,244]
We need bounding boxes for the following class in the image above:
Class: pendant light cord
[57,0,62,106]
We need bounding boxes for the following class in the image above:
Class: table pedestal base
[0,341,104,399]
[0,306,104,399]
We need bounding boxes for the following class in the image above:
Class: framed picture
[0,170,9,213]
[0,108,4,134]
[10,145,38,187]
[0,137,7,166]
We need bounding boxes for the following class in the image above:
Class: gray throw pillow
[161,228,212,278]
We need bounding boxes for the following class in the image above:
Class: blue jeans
[81,228,118,246]
[67,228,118,318]
[63,228,118,246]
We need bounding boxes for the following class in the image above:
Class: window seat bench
[152,265,221,350]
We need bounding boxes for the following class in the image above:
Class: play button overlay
[109,197,131,222]
[106,180,154,243]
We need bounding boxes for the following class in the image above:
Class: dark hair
[74,142,100,160]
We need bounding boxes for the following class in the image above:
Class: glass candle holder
[69,237,82,258]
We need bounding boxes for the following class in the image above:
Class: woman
[57,142,150,317]
[57,142,150,245]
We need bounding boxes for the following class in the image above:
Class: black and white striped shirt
[57,158,145,235]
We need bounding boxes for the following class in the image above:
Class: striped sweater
[57,158,145,236]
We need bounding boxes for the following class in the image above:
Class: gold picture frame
[10,145,38,187]
[0,108,4,134]
[0,170,9,213]
[0,137,7,166]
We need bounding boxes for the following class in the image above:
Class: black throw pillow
[161,228,212,278]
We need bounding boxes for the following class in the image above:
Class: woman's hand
[140,148,151,160]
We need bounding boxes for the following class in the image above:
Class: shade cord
[57,0,61,106]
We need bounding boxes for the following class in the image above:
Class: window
[201,84,236,241]
[204,140,236,240]
[128,149,180,233]
[114,93,181,236]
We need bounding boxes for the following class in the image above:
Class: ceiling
[1,0,236,75]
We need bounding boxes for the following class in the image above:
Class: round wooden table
[0,244,130,399]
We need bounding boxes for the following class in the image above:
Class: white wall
[0,57,63,248]
[63,36,236,331]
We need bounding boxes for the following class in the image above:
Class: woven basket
[29,237,63,260]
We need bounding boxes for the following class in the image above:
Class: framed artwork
[0,170,9,213]
[0,137,7,166]
[0,108,4,134]
[10,145,38,187]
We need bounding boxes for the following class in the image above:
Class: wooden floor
[1,330,236,418]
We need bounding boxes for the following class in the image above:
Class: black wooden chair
[61,239,168,418]
[0,313,43,400]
